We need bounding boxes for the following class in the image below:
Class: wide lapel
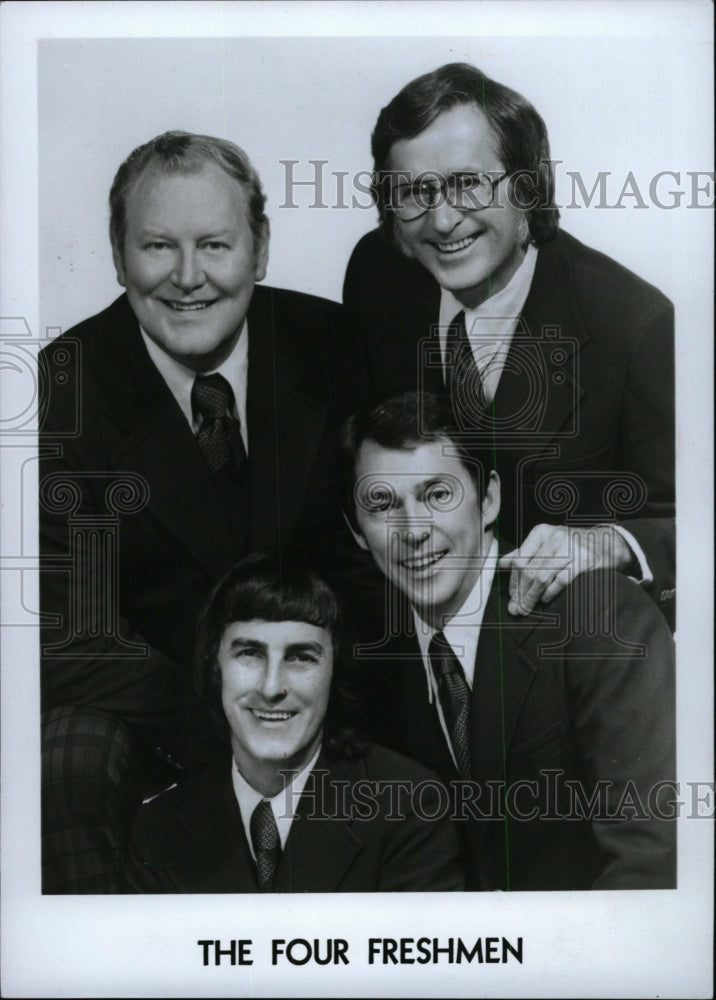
[179,766,258,893]
[99,297,237,580]
[395,639,458,780]
[245,286,330,551]
[381,593,458,779]
[408,266,444,396]
[274,754,364,892]
[489,235,586,456]
[470,567,540,808]
[365,237,443,399]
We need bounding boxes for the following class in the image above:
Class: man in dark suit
[127,554,464,892]
[39,131,365,892]
[341,392,676,890]
[343,62,675,628]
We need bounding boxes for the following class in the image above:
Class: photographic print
[1,1,713,997]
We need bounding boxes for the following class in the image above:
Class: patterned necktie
[445,310,486,426]
[191,373,247,474]
[428,630,472,779]
[250,799,281,892]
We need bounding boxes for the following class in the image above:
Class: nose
[403,526,431,550]
[397,499,433,549]
[256,656,287,703]
[171,248,205,292]
[427,198,465,236]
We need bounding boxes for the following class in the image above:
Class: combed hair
[194,552,364,759]
[371,62,559,245]
[109,130,268,257]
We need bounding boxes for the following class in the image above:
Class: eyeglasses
[385,171,509,221]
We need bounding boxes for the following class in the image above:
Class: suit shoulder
[358,741,445,784]
[39,294,135,407]
[250,284,353,357]
[348,227,393,267]
[131,768,227,862]
[344,227,432,294]
[556,230,673,320]
[39,294,132,359]
[254,283,342,321]
[547,569,674,650]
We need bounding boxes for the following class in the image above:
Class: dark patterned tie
[428,630,472,779]
[250,799,281,892]
[445,310,486,427]
[191,373,247,474]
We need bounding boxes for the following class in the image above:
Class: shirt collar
[231,744,322,859]
[139,320,248,431]
[413,536,499,697]
[439,243,538,328]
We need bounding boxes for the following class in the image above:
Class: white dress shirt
[140,321,249,453]
[438,247,651,584]
[438,244,538,404]
[231,745,322,860]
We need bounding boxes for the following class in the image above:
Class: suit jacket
[39,286,366,749]
[344,228,675,624]
[126,743,465,892]
[349,567,676,891]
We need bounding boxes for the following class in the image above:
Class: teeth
[401,551,446,571]
[251,710,294,721]
[436,235,478,252]
[166,301,212,311]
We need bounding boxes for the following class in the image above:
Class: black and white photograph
[0,1,713,997]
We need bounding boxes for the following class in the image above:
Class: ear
[111,241,127,287]
[481,471,501,530]
[343,510,369,552]
[254,219,270,282]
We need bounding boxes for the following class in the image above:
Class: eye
[423,476,464,511]
[357,480,398,515]
[145,241,171,251]
[234,645,263,660]
[202,241,230,250]
[425,483,453,507]
[414,179,442,206]
[286,651,320,665]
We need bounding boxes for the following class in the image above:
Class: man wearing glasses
[344,63,675,629]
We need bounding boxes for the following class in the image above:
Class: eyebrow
[136,227,235,239]
[284,642,325,657]
[364,474,450,495]
[415,476,452,496]
[227,637,267,653]
[225,638,325,656]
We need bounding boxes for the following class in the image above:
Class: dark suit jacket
[349,567,676,891]
[39,286,366,751]
[344,228,675,623]
[126,744,465,892]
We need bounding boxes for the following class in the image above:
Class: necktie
[250,799,281,892]
[191,373,247,474]
[428,631,472,779]
[445,310,486,426]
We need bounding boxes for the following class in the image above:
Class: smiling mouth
[249,709,296,723]
[161,299,217,312]
[434,234,481,254]
[400,550,447,572]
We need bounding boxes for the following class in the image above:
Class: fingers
[504,524,634,615]
[505,524,570,616]
[501,548,518,567]
[539,569,572,605]
[508,560,567,614]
